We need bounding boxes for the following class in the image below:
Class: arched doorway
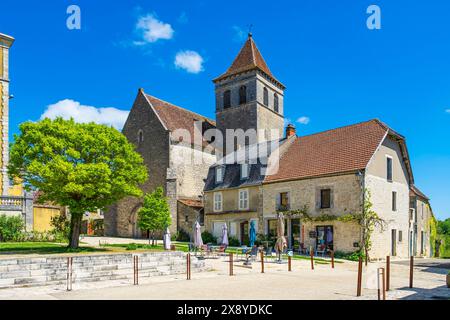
[129,203,143,239]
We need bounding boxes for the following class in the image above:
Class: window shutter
[276,193,281,210]
[329,189,334,208]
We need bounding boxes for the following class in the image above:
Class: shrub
[334,250,365,261]
[0,215,25,242]
[174,229,191,242]
[228,236,240,247]
[201,231,217,244]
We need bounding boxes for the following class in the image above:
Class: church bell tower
[213,33,285,156]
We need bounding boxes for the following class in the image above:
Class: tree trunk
[69,211,83,249]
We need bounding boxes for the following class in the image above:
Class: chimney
[286,124,296,138]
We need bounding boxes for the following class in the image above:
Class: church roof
[264,119,413,184]
[142,91,216,148]
[213,34,282,86]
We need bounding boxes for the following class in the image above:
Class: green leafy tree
[137,187,171,245]
[437,218,450,235]
[8,118,148,248]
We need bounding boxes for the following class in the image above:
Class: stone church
[105,33,282,238]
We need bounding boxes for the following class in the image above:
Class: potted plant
[447,271,450,288]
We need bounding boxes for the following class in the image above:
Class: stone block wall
[0,252,208,289]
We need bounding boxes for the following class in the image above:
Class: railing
[0,196,24,210]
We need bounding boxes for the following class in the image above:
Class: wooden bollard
[409,256,414,288]
[186,253,191,280]
[66,257,73,291]
[260,251,265,273]
[331,251,335,269]
[386,256,390,291]
[356,256,363,297]
[288,256,292,272]
[310,249,314,270]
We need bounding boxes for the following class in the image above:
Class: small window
[263,87,269,106]
[421,203,424,219]
[138,130,144,143]
[185,215,189,223]
[239,86,247,104]
[223,90,231,109]
[198,209,205,226]
[239,189,249,210]
[240,164,249,180]
[274,93,279,113]
[387,157,393,182]
[398,230,403,242]
[320,189,331,209]
[214,193,223,212]
[392,191,397,212]
[216,166,224,183]
[277,192,290,211]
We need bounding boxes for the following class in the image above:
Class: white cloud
[296,116,310,125]
[232,26,246,42]
[135,14,174,44]
[446,109,450,113]
[40,99,129,130]
[174,50,204,74]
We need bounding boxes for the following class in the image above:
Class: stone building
[409,185,433,257]
[105,89,216,237]
[0,32,34,230]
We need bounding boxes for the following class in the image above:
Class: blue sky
[1,0,449,220]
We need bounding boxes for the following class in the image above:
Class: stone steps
[0,252,207,289]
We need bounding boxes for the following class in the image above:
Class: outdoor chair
[316,244,326,257]
[249,246,259,262]
[299,243,309,255]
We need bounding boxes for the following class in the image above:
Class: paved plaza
[0,249,448,300]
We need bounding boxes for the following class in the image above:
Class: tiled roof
[410,185,429,201]
[178,198,204,208]
[144,93,216,147]
[214,34,279,84]
[265,119,390,183]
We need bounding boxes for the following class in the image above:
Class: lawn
[0,242,108,255]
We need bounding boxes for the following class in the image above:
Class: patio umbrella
[249,220,257,247]
[221,223,229,246]
[193,221,203,248]
[275,213,287,256]
[163,227,171,250]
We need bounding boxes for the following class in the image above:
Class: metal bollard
[386,256,390,291]
[229,253,234,276]
[133,255,139,285]
[260,251,265,274]
[310,249,314,270]
[288,256,292,272]
[66,257,73,291]
[377,268,386,301]
[409,256,414,288]
[356,256,363,297]
[186,253,191,280]
[331,251,335,269]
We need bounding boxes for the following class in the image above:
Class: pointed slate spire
[214,34,279,84]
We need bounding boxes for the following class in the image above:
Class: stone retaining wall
[0,252,208,289]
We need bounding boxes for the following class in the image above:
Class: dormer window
[224,90,231,109]
[239,86,247,105]
[240,164,249,180]
[216,166,224,183]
